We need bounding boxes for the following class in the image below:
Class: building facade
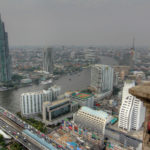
[43,48,53,74]
[0,15,11,82]
[21,85,61,116]
[21,89,52,116]
[73,106,112,135]
[118,81,145,131]
[113,72,119,87]
[113,66,130,80]
[43,99,78,125]
[51,85,61,101]
[91,64,114,95]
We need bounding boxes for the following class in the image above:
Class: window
[30,95,33,113]
[51,105,70,120]
[27,95,29,114]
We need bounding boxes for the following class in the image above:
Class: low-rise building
[43,99,78,125]
[61,120,104,147]
[21,78,32,84]
[73,106,112,135]
[71,92,94,108]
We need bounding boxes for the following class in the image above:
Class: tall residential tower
[43,48,53,74]
[90,64,114,95]
[118,81,145,131]
[0,15,12,82]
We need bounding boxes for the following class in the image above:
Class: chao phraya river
[0,56,118,113]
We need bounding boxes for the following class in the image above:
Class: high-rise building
[43,48,53,74]
[21,89,53,116]
[118,81,145,131]
[21,85,61,116]
[0,15,11,82]
[90,64,114,95]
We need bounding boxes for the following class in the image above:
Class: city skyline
[0,0,150,47]
[0,1,150,149]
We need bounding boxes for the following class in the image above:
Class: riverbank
[0,56,119,113]
[0,68,91,113]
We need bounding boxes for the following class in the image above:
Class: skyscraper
[0,15,12,82]
[118,81,145,131]
[90,64,114,94]
[43,48,53,74]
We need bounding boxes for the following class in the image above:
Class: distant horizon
[9,44,150,50]
[1,0,150,47]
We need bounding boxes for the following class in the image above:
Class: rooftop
[21,90,44,95]
[94,64,109,67]
[50,85,61,90]
[23,129,57,150]
[80,106,109,120]
[72,92,93,100]
[50,98,70,107]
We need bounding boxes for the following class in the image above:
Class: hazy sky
[0,0,150,47]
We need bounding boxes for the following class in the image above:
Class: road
[0,117,41,150]
[0,106,67,150]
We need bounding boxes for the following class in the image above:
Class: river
[0,56,118,113]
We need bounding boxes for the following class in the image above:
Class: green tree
[12,74,23,81]
[10,142,23,150]
[0,134,6,148]
[0,134,4,141]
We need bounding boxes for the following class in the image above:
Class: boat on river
[40,79,52,85]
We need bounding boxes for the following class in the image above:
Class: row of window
[22,94,42,114]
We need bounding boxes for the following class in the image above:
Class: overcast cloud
[0,0,150,47]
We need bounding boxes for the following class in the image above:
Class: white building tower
[118,81,145,131]
[91,64,114,95]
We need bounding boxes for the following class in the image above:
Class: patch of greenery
[16,112,47,133]
[12,74,23,82]
[0,134,7,149]
[10,142,23,150]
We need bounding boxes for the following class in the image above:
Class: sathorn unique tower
[0,15,12,82]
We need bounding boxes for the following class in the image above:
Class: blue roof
[81,106,108,120]
[67,142,77,147]
[23,130,57,150]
